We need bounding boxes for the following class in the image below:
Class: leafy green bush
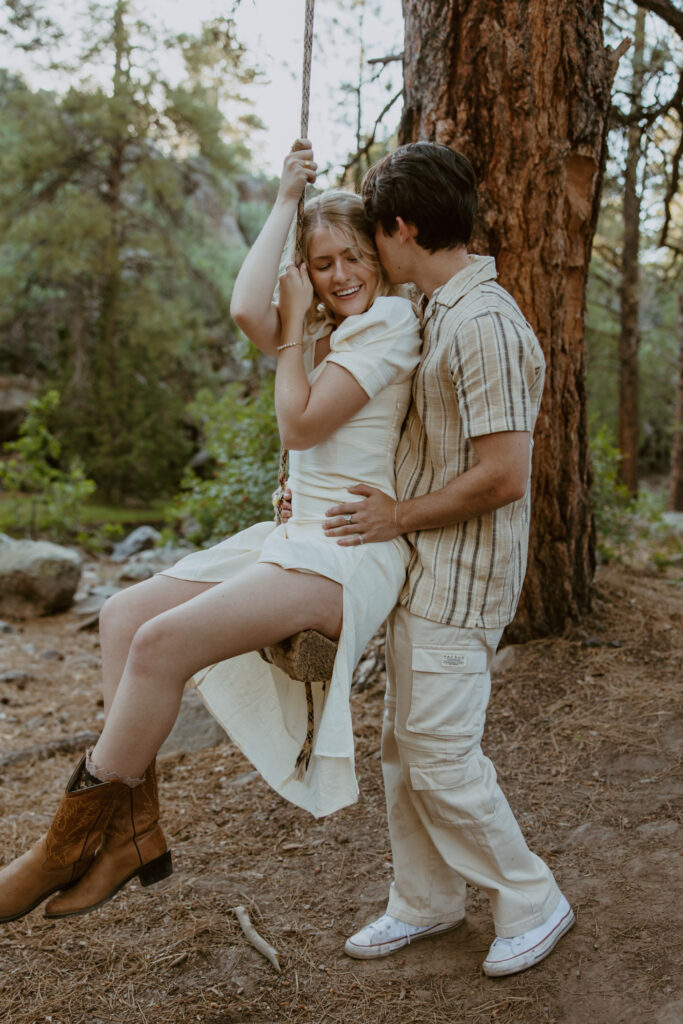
[237,197,276,246]
[590,423,677,565]
[0,389,96,538]
[170,378,281,545]
[590,424,634,559]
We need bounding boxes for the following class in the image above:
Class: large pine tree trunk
[400,0,616,639]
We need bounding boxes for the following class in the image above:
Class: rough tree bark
[400,0,619,640]
[618,8,646,496]
[667,294,683,512]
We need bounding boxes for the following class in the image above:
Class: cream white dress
[162,296,421,817]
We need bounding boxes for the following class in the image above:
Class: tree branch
[610,68,683,128]
[659,127,683,249]
[367,53,403,66]
[335,89,402,184]
[608,37,632,73]
[233,905,280,972]
[634,0,683,39]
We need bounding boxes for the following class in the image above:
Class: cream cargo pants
[383,606,561,937]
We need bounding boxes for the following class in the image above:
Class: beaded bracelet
[277,340,303,351]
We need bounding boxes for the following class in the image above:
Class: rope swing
[273,0,316,528]
[260,0,339,778]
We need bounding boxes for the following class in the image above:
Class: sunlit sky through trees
[0,0,405,184]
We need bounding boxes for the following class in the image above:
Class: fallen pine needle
[233,905,281,972]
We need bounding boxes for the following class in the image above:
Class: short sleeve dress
[162,295,421,817]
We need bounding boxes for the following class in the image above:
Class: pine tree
[0,1,257,500]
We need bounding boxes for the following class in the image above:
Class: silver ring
[343,513,353,524]
[357,534,363,545]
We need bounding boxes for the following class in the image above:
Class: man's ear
[396,216,418,244]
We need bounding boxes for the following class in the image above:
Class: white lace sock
[85,747,145,789]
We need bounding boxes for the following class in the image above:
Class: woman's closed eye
[312,256,359,271]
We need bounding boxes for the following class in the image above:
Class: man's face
[374,223,410,284]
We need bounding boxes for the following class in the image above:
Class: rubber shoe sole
[483,904,575,977]
[344,917,465,960]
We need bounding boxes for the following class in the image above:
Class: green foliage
[590,424,636,559]
[170,378,280,545]
[586,3,682,478]
[586,245,679,476]
[0,5,264,500]
[0,389,95,538]
[590,423,680,567]
[237,195,277,246]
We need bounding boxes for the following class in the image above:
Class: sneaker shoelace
[367,915,424,943]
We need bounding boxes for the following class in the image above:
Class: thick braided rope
[274,0,315,527]
[295,0,315,258]
[276,1,319,776]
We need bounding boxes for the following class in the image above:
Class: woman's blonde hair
[295,189,394,334]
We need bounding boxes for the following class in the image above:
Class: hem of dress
[192,659,359,819]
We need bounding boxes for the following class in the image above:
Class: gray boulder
[71,583,122,616]
[111,525,161,562]
[159,689,227,757]
[0,374,39,442]
[0,540,82,618]
[116,543,194,582]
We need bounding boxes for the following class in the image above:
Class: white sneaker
[344,912,465,960]
[482,895,574,977]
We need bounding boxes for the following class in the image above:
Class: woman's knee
[100,589,134,640]
[125,614,179,676]
[99,580,161,643]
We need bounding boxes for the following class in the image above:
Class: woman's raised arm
[230,142,317,356]
[274,264,369,450]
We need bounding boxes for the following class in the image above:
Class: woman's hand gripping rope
[277,139,317,203]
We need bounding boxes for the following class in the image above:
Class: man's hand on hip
[324,485,400,545]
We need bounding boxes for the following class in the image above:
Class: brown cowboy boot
[44,759,172,918]
[0,755,121,923]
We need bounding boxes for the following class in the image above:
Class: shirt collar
[420,255,497,325]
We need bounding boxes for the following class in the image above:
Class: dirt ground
[0,561,681,1024]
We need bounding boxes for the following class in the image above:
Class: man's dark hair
[361,142,477,252]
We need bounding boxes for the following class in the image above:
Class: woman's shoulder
[364,294,418,325]
[332,294,419,345]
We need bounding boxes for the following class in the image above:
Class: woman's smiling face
[306,225,378,324]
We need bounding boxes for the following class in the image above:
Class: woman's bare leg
[99,575,217,716]
[90,563,343,778]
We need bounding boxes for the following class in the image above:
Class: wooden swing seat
[259,627,338,778]
[259,628,338,683]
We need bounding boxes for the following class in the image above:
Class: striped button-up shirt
[395,256,545,628]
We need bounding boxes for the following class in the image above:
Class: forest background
[0,0,680,607]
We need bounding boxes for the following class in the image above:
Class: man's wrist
[394,498,415,534]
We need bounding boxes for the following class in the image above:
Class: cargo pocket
[405,645,489,738]
[409,758,496,827]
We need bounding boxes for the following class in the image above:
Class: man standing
[323,142,573,977]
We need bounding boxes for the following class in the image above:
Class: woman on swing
[0,142,421,923]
